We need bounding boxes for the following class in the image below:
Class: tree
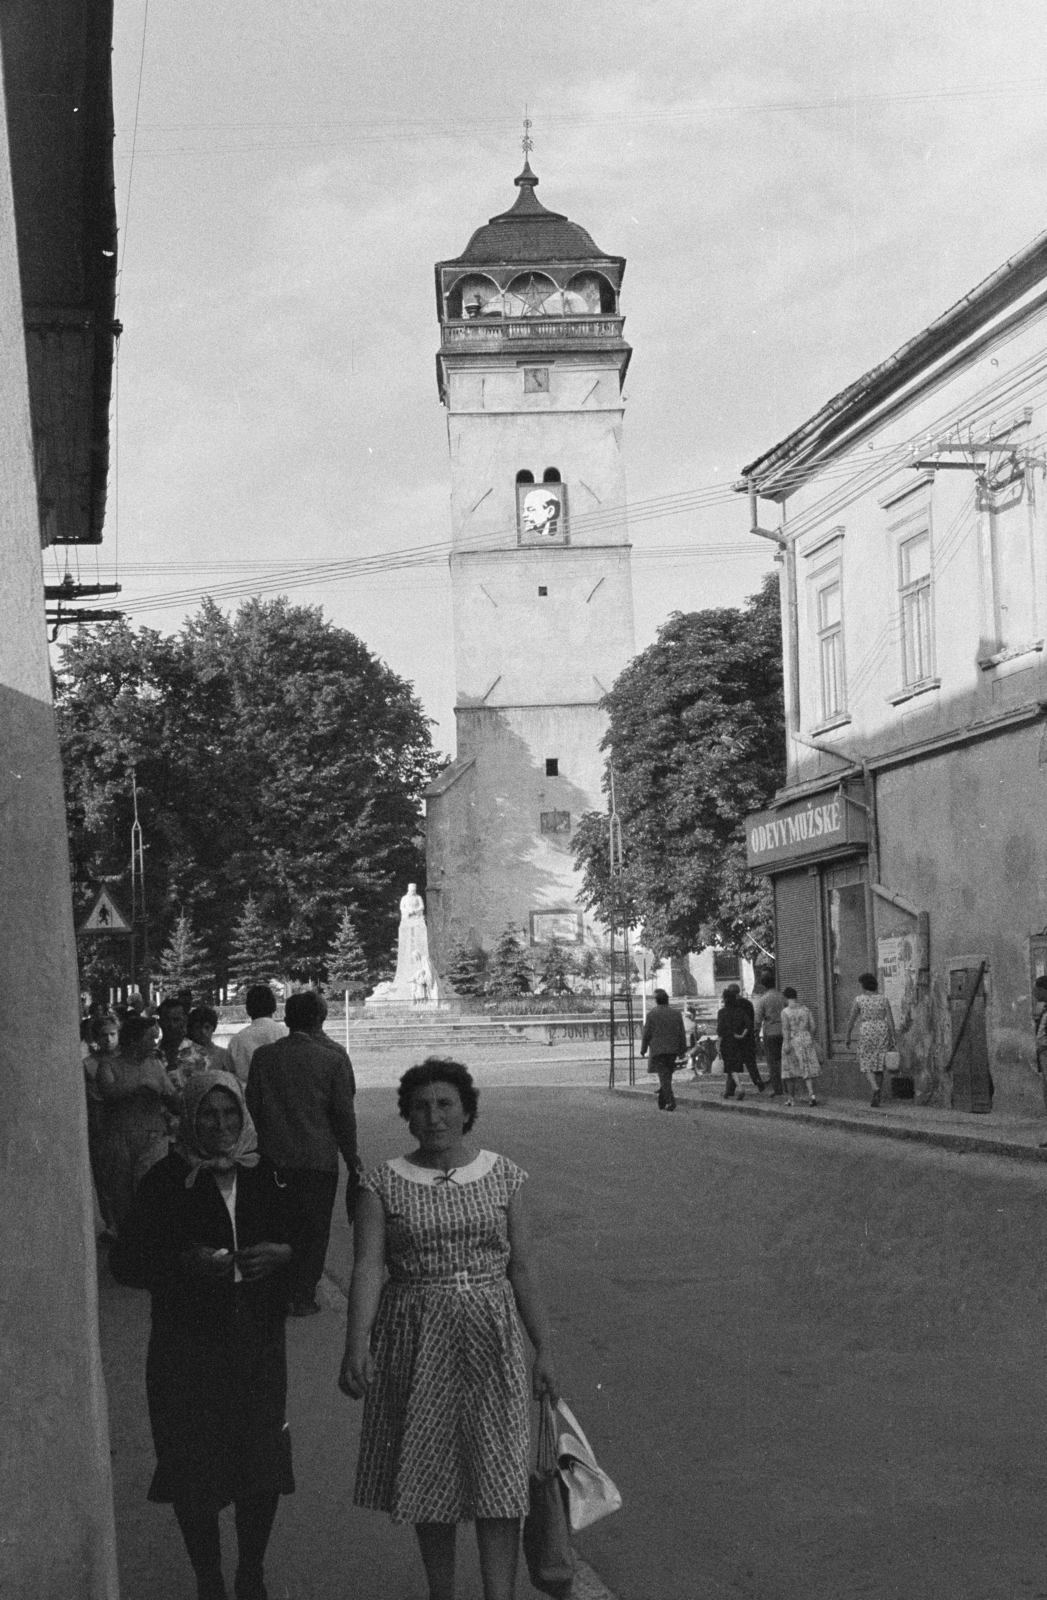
[535,937,575,994]
[444,942,489,998]
[228,896,284,989]
[157,912,213,998]
[572,574,784,957]
[56,597,438,986]
[574,945,602,996]
[487,924,532,997]
[326,910,370,1000]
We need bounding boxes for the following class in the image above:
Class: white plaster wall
[451,544,634,703]
[782,297,1047,787]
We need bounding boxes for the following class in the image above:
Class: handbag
[884,1050,901,1074]
[555,1399,623,1532]
[522,1399,575,1599]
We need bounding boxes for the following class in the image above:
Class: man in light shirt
[752,967,786,1098]
[228,984,287,1084]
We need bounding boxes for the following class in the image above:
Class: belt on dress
[387,1270,506,1291]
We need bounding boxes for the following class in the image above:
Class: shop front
[746,783,871,1064]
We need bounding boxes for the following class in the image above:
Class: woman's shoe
[784,1096,793,1106]
[808,1096,818,1106]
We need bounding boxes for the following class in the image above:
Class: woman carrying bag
[339,1058,559,1600]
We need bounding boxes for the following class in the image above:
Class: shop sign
[745,785,866,870]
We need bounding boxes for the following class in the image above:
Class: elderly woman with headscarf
[111,1070,297,1600]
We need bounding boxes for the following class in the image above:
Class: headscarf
[174,1068,260,1188]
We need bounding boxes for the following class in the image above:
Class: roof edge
[741,226,1047,494]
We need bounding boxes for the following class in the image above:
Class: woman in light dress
[845,971,897,1106]
[340,1058,558,1600]
[780,987,822,1106]
[96,1012,180,1231]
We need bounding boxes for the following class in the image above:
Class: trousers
[763,1035,784,1095]
[650,1053,678,1109]
[278,1167,338,1306]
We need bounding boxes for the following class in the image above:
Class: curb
[613,1084,1047,1166]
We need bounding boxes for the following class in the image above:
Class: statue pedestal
[364,980,448,1012]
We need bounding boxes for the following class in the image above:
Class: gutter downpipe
[747,477,798,755]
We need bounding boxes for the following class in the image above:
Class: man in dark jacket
[640,988,688,1111]
[246,989,360,1316]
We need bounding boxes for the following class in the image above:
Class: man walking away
[228,983,288,1084]
[753,967,786,1097]
[247,989,359,1316]
[640,989,688,1111]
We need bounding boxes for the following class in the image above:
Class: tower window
[538,586,548,596]
[516,470,534,484]
[543,468,561,483]
[545,758,559,777]
[540,810,571,835]
[524,368,550,394]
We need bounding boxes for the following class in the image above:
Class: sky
[75,0,1047,753]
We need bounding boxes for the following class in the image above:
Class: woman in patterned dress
[339,1058,559,1600]
[780,987,822,1106]
[844,971,897,1106]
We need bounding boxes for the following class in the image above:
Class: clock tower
[425,157,635,969]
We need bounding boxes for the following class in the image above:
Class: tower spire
[522,110,533,158]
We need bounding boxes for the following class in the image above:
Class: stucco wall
[0,62,119,1598]
[427,702,608,965]
[451,544,634,704]
[876,722,1047,1114]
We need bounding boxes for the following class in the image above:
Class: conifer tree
[157,912,214,998]
[326,910,370,1000]
[536,937,575,995]
[575,945,602,995]
[487,924,532,997]
[445,942,489,998]
[228,896,283,989]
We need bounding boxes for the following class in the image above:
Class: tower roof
[449,161,610,265]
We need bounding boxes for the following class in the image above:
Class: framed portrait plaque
[517,480,568,545]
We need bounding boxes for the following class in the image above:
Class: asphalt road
[101,1082,1047,1599]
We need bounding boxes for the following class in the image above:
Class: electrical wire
[117,79,1047,159]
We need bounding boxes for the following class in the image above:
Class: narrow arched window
[542,468,561,483]
[516,470,534,484]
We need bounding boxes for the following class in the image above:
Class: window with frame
[899,528,933,685]
[813,568,845,723]
[984,469,1037,653]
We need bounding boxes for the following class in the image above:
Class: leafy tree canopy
[572,574,784,959]
[57,597,438,985]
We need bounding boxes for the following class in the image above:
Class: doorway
[823,859,871,1044]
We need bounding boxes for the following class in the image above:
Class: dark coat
[110,1151,296,1505]
[717,999,757,1071]
[247,1031,359,1180]
[640,1004,688,1059]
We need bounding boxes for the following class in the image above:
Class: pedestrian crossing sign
[79,888,131,934]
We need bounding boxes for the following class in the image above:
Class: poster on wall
[517,480,568,545]
[878,933,922,1029]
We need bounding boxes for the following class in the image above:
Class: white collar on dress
[388,1149,497,1186]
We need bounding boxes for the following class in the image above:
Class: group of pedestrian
[103,981,555,1600]
[640,964,898,1111]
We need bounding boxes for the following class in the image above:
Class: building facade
[742,228,1047,1114]
[0,2,120,1593]
[425,161,635,969]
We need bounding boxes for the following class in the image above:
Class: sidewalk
[615,1068,1047,1163]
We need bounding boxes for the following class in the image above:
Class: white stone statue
[366,882,440,1007]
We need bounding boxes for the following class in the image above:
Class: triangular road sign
[79,887,131,934]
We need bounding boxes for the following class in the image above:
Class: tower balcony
[440,314,626,351]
